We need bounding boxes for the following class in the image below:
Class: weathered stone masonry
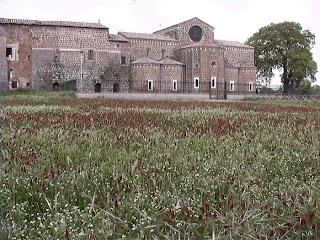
[0,17,256,95]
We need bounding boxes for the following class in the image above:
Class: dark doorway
[113,83,120,92]
[94,83,101,92]
[11,81,18,89]
[52,82,60,91]
[66,80,77,91]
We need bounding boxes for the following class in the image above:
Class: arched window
[194,77,199,89]
[113,83,120,92]
[94,83,101,92]
[52,82,60,91]
[9,69,13,79]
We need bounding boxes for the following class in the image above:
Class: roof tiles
[119,32,176,41]
[215,39,253,48]
[109,34,129,42]
[0,18,107,29]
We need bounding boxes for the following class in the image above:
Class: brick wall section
[3,25,32,88]
[31,48,55,90]
[29,25,131,92]
[160,65,183,92]
[131,64,160,92]
[225,67,239,92]
[32,48,129,92]
[0,20,130,92]
[128,39,177,61]
[155,18,215,47]
[31,26,110,50]
[239,68,256,93]
[176,46,225,93]
[224,67,255,94]
[96,51,129,92]
[0,26,7,89]
[198,47,224,93]
[223,46,255,67]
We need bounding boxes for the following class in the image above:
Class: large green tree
[246,22,317,93]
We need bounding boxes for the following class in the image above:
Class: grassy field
[1,91,320,239]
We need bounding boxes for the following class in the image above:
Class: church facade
[0,17,256,95]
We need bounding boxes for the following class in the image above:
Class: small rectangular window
[6,47,16,61]
[230,81,235,91]
[9,69,13,79]
[162,49,166,58]
[249,82,253,91]
[88,50,94,60]
[148,80,154,91]
[146,48,150,57]
[194,77,199,89]
[174,31,178,40]
[54,55,59,62]
[11,81,18,89]
[211,77,216,88]
[172,80,177,91]
[6,48,12,57]
[121,56,126,65]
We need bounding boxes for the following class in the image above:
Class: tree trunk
[282,58,289,94]
[283,78,289,94]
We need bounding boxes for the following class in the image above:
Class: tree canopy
[246,22,317,93]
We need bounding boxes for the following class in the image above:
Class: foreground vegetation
[1,91,320,239]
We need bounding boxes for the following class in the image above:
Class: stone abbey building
[0,17,256,95]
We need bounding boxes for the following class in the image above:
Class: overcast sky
[1,0,319,84]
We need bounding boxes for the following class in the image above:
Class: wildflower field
[1,91,320,239]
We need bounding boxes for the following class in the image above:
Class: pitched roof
[131,57,159,64]
[154,17,215,34]
[118,32,176,41]
[159,58,184,65]
[215,39,253,48]
[179,42,220,49]
[109,34,129,42]
[0,18,108,29]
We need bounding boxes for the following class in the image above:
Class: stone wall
[176,46,225,93]
[160,65,183,92]
[1,22,131,92]
[32,47,130,92]
[155,18,215,47]
[239,68,256,93]
[2,24,32,88]
[28,25,131,92]
[31,48,56,90]
[1,17,256,93]
[31,25,110,50]
[97,51,129,93]
[0,26,7,90]
[224,67,256,93]
[131,64,160,92]
[128,39,177,61]
[223,46,255,67]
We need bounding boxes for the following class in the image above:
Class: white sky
[0,0,319,85]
